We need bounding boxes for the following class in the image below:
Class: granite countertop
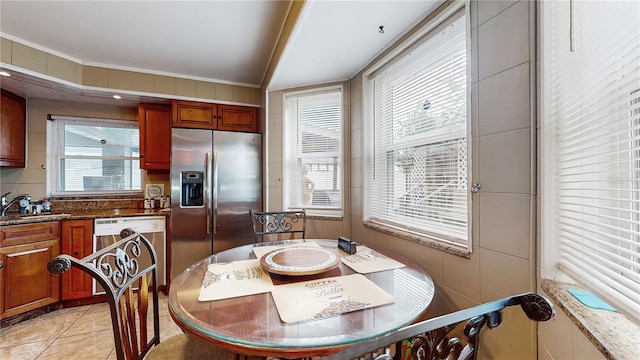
[541,279,640,360]
[0,208,170,226]
[65,208,170,220]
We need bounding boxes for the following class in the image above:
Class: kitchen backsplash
[0,98,170,205]
[49,194,145,213]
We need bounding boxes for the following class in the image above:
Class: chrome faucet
[1,192,31,216]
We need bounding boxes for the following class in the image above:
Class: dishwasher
[93,216,167,295]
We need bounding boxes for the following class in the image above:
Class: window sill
[363,220,471,258]
[541,279,639,360]
[306,214,343,221]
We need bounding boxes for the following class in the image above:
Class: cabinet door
[139,104,171,170]
[172,100,217,129]
[61,220,94,300]
[217,104,259,133]
[0,239,60,319]
[0,89,26,168]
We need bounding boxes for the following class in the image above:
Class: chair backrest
[249,209,306,243]
[324,292,555,360]
[47,229,160,360]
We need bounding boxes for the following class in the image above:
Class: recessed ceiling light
[0,71,11,77]
[112,95,122,99]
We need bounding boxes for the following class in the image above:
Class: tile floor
[1,295,389,360]
[0,294,183,360]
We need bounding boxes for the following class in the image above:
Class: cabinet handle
[73,251,79,256]
[0,264,4,269]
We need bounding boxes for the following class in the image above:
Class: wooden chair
[249,209,306,243]
[324,292,555,360]
[47,229,250,360]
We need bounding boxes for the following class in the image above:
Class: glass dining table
[168,239,435,359]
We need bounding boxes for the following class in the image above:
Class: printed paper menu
[270,274,394,323]
[341,246,406,274]
[198,259,274,301]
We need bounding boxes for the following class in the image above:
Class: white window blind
[363,9,469,248]
[543,0,640,322]
[51,116,141,195]
[283,87,343,216]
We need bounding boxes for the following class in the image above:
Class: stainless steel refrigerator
[170,128,262,279]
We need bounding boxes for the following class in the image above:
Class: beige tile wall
[0,99,171,202]
[266,89,284,212]
[265,83,351,240]
[346,2,604,359]
[1,36,259,202]
[265,5,539,358]
[0,1,600,358]
[348,1,538,359]
[266,0,603,359]
[1,38,261,106]
[537,303,606,360]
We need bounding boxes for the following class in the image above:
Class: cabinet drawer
[0,221,60,247]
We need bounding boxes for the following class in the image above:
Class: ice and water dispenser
[181,172,204,206]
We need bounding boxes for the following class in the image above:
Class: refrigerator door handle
[205,152,212,235]
[212,152,219,234]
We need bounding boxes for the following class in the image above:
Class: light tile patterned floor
[0,294,183,360]
[1,294,385,360]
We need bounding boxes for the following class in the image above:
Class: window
[363,7,470,250]
[542,0,640,322]
[283,86,343,217]
[50,116,141,195]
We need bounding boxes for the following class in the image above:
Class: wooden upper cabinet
[172,100,217,129]
[0,89,26,168]
[172,100,259,133]
[139,103,171,170]
[217,104,259,133]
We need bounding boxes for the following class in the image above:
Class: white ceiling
[0,0,442,105]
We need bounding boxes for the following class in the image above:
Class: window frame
[540,0,640,323]
[282,85,345,218]
[362,2,472,252]
[48,115,142,196]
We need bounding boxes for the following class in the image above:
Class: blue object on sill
[568,289,618,312]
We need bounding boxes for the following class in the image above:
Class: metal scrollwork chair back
[324,292,555,360]
[47,229,245,360]
[249,209,306,243]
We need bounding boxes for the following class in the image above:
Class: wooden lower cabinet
[0,222,60,319]
[60,220,94,300]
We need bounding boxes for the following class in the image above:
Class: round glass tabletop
[168,239,435,357]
